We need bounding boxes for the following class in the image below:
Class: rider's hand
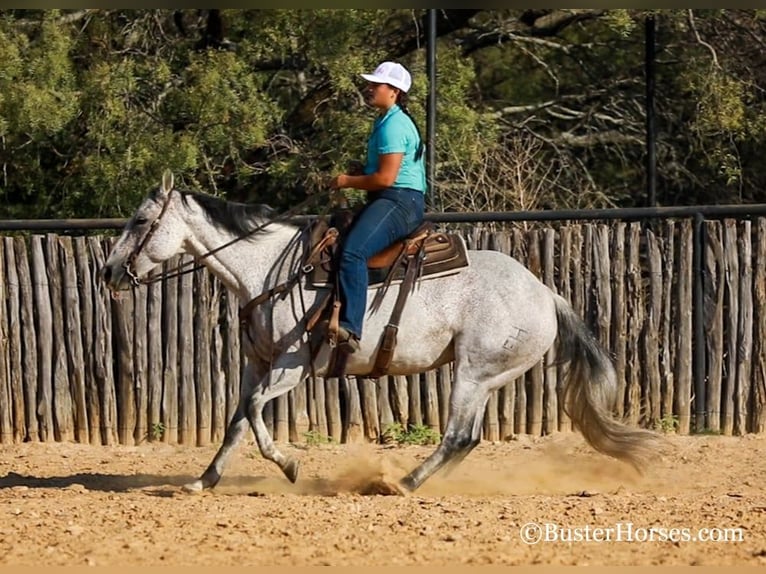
[327,174,344,190]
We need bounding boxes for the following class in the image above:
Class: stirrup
[335,327,360,354]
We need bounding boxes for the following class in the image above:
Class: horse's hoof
[182,479,204,493]
[398,476,417,494]
[283,458,300,483]
[377,480,407,496]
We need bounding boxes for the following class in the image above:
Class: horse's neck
[183,220,299,303]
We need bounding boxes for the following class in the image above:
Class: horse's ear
[160,169,174,196]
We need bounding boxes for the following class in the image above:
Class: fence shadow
[0,471,195,492]
[0,470,406,497]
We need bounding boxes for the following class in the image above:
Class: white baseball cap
[360,61,412,93]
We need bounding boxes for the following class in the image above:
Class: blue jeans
[338,187,425,339]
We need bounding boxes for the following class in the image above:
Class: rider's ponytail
[396,92,425,162]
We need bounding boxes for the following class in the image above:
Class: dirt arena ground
[0,431,764,566]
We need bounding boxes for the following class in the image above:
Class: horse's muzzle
[99,263,131,291]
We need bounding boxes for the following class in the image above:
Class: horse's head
[100,169,187,291]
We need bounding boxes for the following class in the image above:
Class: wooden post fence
[0,217,764,445]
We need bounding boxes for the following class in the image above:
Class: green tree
[1,9,766,220]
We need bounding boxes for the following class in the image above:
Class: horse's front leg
[183,359,267,492]
[246,348,308,483]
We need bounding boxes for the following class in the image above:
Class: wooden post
[275,393,289,443]
[626,223,644,426]
[568,225,585,427]
[675,221,693,434]
[4,238,26,442]
[74,237,100,444]
[660,221,676,423]
[703,221,724,432]
[0,238,11,444]
[325,377,342,442]
[313,376,328,437]
[593,225,612,351]
[30,236,54,441]
[644,231,662,426]
[359,378,380,441]
[735,221,753,435]
[209,281,226,444]
[751,219,766,433]
[178,256,196,445]
[498,383,515,440]
[483,391,499,441]
[722,220,739,435]
[525,229,543,436]
[193,268,212,446]
[89,238,117,445]
[290,381,310,442]
[109,251,135,446]
[610,222,627,419]
[59,236,89,444]
[162,255,180,444]
[390,375,409,427]
[580,225,593,327]
[512,228,527,433]
[423,370,440,434]
[133,274,148,445]
[344,377,363,443]
[557,226,573,432]
[407,373,422,428]
[146,279,164,442]
[377,376,393,436]
[542,228,558,435]
[46,234,74,442]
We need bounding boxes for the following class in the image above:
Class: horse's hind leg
[439,394,490,476]
[182,360,264,492]
[399,379,491,493]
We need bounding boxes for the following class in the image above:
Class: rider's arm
[333,152,403,191]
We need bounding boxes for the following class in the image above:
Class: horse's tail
[552,293,660,471]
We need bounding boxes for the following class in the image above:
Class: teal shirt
[364,104,427,194]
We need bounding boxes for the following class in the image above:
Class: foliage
[302,429,334,446]
[150,422,166,441]
[654,414,680,434]
[2,9,766,220]
[381,422,441,446]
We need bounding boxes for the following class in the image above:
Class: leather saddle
[305,213,470,289]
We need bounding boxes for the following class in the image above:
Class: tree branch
[526,9,606,36]
[687,9,721,70]
[557,129,642,147]
[8,9,105,27]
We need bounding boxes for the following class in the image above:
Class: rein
[129,189,330,287]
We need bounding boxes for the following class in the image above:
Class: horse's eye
[135,217,149,226]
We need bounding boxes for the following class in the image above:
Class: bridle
[121,186,329,287]
[123,188,176,286]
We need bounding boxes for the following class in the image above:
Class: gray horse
[101,171,658,493]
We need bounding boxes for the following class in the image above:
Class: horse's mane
[179,190,277,237]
